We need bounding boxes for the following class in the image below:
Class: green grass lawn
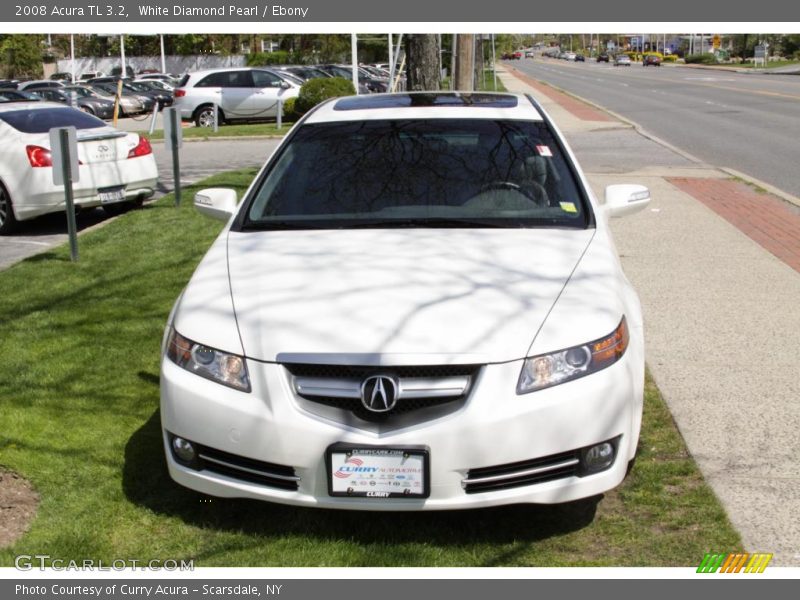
[0,170,741,566]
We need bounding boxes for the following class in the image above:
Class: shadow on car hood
[224,228,595,365]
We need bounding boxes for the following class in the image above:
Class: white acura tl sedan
[161,92,651,510]
[0,102,158,234]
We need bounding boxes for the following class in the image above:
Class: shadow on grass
[123,408,600,561]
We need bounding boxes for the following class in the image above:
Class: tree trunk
[455,34,475,91]
[405,34,441,91]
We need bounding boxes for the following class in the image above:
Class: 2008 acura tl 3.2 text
[160,92,651,510]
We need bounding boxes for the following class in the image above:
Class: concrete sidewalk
[498,69,800,565]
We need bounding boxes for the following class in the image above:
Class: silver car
[174,68,299,127]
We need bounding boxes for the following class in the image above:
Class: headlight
[517,317,629,394]
[165,328,251,392]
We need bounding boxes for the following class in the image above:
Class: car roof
[304,92,543,124]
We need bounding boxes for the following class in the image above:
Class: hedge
[295,77,356,115]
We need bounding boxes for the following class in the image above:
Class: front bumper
[160,353,643,510]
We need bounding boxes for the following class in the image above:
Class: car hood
[225,228,595,365]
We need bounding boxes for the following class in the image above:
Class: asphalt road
[513,58,800,198]
[0,139,276,270]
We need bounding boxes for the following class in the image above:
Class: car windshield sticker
[536,145,553,157]
[560,202,577,213]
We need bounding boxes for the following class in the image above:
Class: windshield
[0,107,106,133]
[64,87,94,97]
[241,119,590,230]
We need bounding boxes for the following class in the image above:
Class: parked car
[643,54,662,67]
[160,91,650,510]
[314,64,387,93]
[18,80,65,91]
[0,89,41,103]
[33,87,116,119]
[136,73,179,87]
[134,79,174,93]
[123,81,173,108]
[614,54,632,67]
[0,80,21,89]
[79,71,106,81]
[0,103,158,233]
[89,83,152,115]
[174,68,299,127]
[575,54,586,62]
[597,53,610,63]
[565,52,577,61]
[49,72,74,82]
[271,65,333,82]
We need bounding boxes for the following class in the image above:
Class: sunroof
[333,93,518,111]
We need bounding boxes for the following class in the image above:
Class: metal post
[388,33,394,85]
[120,34,126,78]
[148,101,159,135]
[491,33,496,91]
[213,103,219,133]
[59,129,79,262]
[351,33,359,94]
[276,98,282,129]
[70,34,75,83]
[451,34,457,91]
[170,109,181,207]
[160,34,166,74]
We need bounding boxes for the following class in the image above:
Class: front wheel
[0,182,18,235]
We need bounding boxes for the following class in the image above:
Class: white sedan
[161,92,651,510]
[0,102,158,234]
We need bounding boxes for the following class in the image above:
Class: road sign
[49,126,78,186]
[713,35,721,49]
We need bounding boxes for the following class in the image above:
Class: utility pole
[455,34,474,91]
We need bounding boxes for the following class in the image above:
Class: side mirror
[279,81,291,90]
[603,184,651,218]
[194,188,238,221]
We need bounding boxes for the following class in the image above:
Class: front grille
[284,363,480,422]
[463,449,581,494]
[194,444,299,491]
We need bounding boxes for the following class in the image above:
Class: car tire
[194,105,223,128]
[0,181,18,235]
[81,106,95,115]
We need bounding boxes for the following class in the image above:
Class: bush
[281,97,297,121]
[295,77,356,115]
[662,54,678,62]
[246,51,300,66]
[685,53,718,65]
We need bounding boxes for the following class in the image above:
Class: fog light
[171,437,197,463]
[583,442,615,472]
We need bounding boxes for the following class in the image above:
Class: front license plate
[328,445,429,498]
[98,187,125,204]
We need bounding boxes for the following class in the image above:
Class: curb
[144,134,287,144]
[505,67,800,208]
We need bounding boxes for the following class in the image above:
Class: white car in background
[161,92,651,510]
[0,102,158,234]
[173,67,300,127]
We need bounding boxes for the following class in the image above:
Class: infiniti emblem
[98,144,109,152]
[361,375,399,413]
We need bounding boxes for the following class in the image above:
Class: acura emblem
[361,375,399,413]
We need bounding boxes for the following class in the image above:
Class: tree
[0,35,44,78]
[405,34,440,91]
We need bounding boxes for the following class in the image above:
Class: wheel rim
[198,109,215,127]
[0,187,9,228]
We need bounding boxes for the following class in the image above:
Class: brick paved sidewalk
[668,178,800,273]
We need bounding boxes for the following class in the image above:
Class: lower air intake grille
[463,449,581,494]
[195,444,299,491]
